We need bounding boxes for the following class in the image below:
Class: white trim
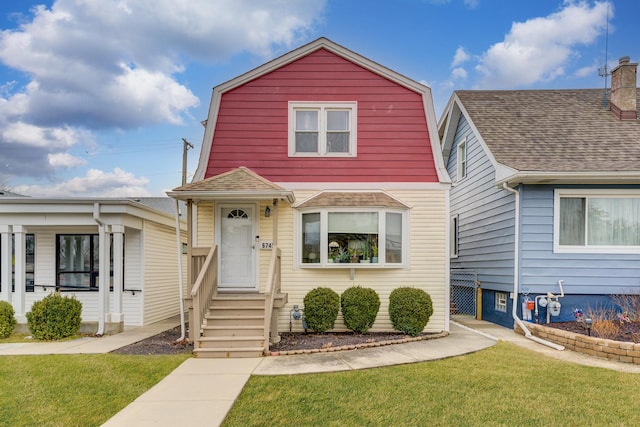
[553,188,640,254]
[450,214,459,258]
[495,291,507,312]
[215,203,259,290]
[279,182,451,191]
[294,207,409,269]
[456,138,467,182]
[288,101,357,157]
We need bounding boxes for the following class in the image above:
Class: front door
[219,205,256,289]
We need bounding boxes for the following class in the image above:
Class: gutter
[93,203,106,336]
[502,183,564,351]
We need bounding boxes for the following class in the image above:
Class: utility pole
[181,138,194,186]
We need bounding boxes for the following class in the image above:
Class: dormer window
[289,102,357,157]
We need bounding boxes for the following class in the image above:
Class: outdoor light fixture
[265,206,271,217]
[585,318,592,336]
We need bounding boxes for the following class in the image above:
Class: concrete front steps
[194,294,266,358]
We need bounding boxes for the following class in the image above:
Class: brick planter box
[516,322,640,365]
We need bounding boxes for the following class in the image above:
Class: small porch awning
[166,167,295,203]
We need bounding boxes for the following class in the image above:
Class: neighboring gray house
[439,56,640,328]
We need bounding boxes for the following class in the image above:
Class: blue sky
[0,0,637,197]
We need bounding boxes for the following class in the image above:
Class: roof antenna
[597,2,610,109]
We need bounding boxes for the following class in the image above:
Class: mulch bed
[545,320,640,343]
[110,326,193,355]
[110,326,447,355]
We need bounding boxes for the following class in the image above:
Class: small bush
[341,286,380,333]
[303,287,340,333]
[389,287,433,336]
[0,301,17,339]
[26,293,82,340]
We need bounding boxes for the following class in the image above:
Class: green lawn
[224,342,640,426]
[0,353,189,427]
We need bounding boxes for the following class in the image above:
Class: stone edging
[517,322,640,365]
[265,331,449,356]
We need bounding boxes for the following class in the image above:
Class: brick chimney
[610,56,637,120]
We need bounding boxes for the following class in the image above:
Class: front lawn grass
[224,341,640,426]
[0,353,189,427]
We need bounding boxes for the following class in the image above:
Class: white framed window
[451,214,459,258]
[495,292,507,312]
[457,138,467,181]
[288,102,357,157]
[297,208,407,267]
[554,189,640,254]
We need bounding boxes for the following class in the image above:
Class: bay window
[555,190,640,252]
[299,209,406,267]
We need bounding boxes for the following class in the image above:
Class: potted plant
[348,245,360,263]
[336,246,350,263]
[360,240,371,263]
[371,241,379,263]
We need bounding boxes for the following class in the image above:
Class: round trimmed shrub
[341,286,380,333]
[0,301,17,339]
[26,293,82,340]
[389,287,433,336]
[303,287,340,333]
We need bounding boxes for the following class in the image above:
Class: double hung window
[289,102,357,157]
[555,190,640,253]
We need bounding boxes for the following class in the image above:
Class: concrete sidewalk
[0,317,182,355]
[102,322,498,427]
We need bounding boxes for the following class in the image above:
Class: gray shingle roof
[456,89,640,172]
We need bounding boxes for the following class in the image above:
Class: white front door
[219,205,256,289]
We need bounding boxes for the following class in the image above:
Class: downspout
[174,199,186,342]
[502,183,564,351]
[93,203,106,336]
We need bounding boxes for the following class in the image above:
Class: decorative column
[0,225,11,303]
[13,225,26,320]
[110,225,125,327]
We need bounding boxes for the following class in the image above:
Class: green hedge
[389,287,433,336]
[341,286,380,333]
[303,287,340,333]
[26,293,82,340]
[0,301,17,339]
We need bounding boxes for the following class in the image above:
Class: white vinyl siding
[142,222,185,325]
[275,189,448,333]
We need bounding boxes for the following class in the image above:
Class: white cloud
[451,67,468,80]
[0,0,326,189]
[48,153,87,168]
[464,0,479,9]
[451,47,470,68]
[475,1,610,88]
[13,168,151,197]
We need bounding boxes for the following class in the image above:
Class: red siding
[205,48,439,183]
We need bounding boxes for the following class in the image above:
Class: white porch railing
[263,247,281,353]
[190,245,218,343]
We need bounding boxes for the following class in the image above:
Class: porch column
[110,225,125,325]
[13,225,26,320]
[0,225,11,303]
[186,199,194,342]
[97,224,110,334]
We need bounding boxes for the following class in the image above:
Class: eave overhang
[166,189,296,204]
[498,171,640,187]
